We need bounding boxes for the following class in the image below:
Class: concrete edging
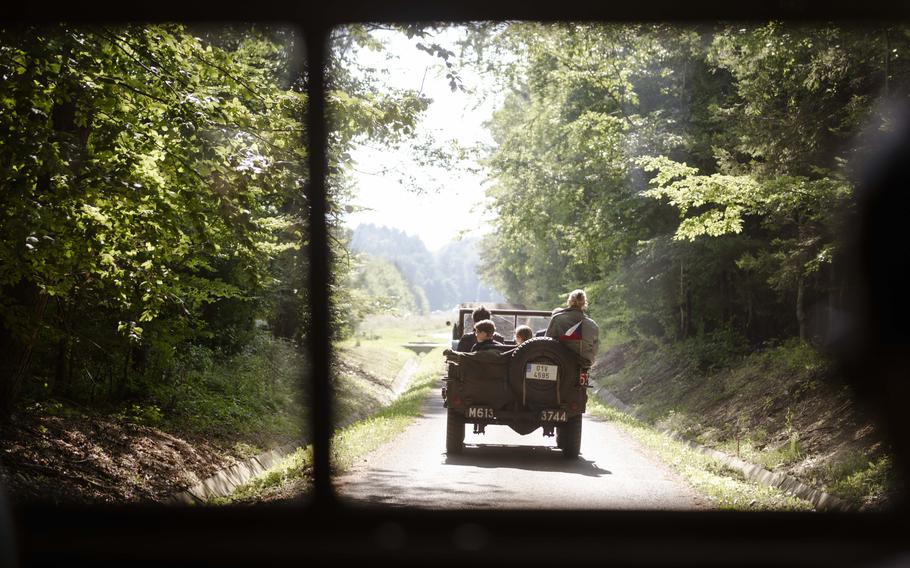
[169,443,300,504]
[590,382,855,512]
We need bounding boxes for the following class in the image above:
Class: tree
[0,23,432,417]
[474,21,909,347]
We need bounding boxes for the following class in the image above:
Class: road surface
[334,386,709,510]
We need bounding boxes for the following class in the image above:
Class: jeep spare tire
[508,337,576,410]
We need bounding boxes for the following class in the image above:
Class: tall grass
[151,332,306,446]
[595,336,900,507]
[587,399,814,511]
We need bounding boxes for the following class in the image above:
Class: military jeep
[442,308,590,459]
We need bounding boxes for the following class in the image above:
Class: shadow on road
[335,467,505,509]
[444,445,610,477]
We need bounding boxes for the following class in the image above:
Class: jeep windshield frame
[455,308,553,343]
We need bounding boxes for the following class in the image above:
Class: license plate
[526,363,558,381]
[466,407,495,419]
[540,409,567,422]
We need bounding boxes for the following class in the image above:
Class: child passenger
[471,319,503,352]
[456,305,505,352]
[514,325,533,345]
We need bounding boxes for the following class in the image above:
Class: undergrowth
[19,331,306,452]
[587,399,814,511]
[153,332,306,446]
[594,335,901,508]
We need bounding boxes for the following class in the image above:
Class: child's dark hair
[472,305,491,322]
[474,319,495,335]
[515,325,533,341]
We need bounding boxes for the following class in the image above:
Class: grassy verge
[586,397,814,511]
[214,340,445,504]
[333,313,448,428]
[338,313,448,368]
[332,317,419,424]
[594,337,901,509]
[336,328,414,380]
[331,351,441,472]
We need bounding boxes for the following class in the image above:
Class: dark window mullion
[304,24,335,509]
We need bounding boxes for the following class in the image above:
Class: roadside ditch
[171,355,424,504]
[589,381,852,512]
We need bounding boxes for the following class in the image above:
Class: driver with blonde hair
[545,289,599,366]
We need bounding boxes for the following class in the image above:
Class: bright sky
[342,26,502,252]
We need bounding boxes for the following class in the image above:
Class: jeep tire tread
[446,408,465,454]
[557,415,582,459]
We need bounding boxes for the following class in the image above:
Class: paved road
[334,386,709,510]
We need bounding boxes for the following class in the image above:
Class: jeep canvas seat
[445,350,514,410]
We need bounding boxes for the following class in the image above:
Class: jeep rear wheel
[557,415,582,459]
[446,408,465,454]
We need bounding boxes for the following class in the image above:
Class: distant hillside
[350,255,429,314]
[348,224,503,312]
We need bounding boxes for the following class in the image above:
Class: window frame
[4,1,910,565]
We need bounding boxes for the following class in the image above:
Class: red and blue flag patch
[560,320,583,341]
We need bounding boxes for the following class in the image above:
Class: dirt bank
[0,409,244,505]
[591,340,903,510]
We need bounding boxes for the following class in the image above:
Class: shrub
[146,331,306,443]
[828,455,894,503]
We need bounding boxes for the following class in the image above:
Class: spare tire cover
[508,337,578,410]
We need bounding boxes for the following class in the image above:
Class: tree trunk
[679,260,689,340]
[745,287,753,337]
[827,261,838,342]
[118,343,132,401]
[53,333,76,400]
[1,292,48,419]
[796,272,808,342]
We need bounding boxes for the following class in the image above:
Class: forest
[476,23,909,351]
[469,24,908,507]
[347,223,501,314]
[0,24,432,428]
